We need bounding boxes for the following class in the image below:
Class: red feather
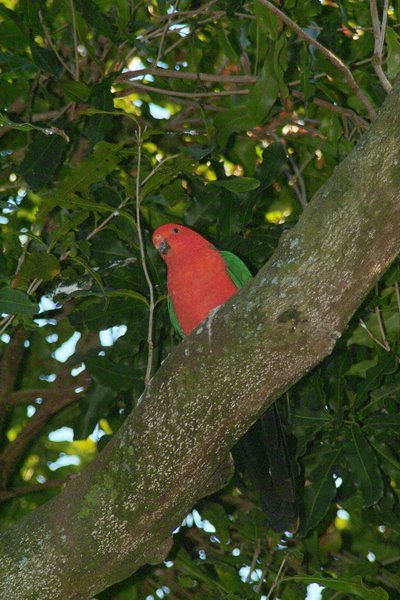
[152,224,238,335]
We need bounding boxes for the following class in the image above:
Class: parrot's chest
[167,251,238,335]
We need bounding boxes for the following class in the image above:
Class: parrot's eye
[172,227,180,233]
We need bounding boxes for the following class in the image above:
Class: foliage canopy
[0,0,400,598]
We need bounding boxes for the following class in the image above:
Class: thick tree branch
[0,78,400,599]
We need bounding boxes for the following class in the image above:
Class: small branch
[135,126,155,389]
[374,305,390,351]
[287,152,308,208]
[0,334,95,488]
[117,67,257,84]
[0,479,65,502]
[0,326,27,432]
[291,90,369,130]
[0,393,79,488]
[370,0,392,93]
[395,282,400,313]
[359,318,389,351]
[116,81,250,99]
[38,10,76,78]
[31,104,73,122]
[138,0,220,41]
[246,540,261,583]
[141,153,180,188]
[266,556,287,599]
[69,0,80,81]
[257,0,376,121]
[6,388,77,406]
[156,0,180,64]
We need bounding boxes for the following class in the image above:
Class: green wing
[167,295,184,338]
[167,250,252,339]
[220,250,253,289]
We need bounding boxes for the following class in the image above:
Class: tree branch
[117,68,257,84]
[257,0,377,121]
[115,81,250,99]
[1,77,400,600]
[370,0,392,93]
[0,479,65,502]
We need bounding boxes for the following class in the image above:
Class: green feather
[168,295,184,338]
[168,249,252,338]
[219,250,252,289]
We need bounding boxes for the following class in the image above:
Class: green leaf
[0,19,29,51]
[45,141,124,206]
[347,357,378,378]
[74,383,116,439]
[285,575,388,600]
[141,156,194,199]
[370,439,400,476]
[0,288,38,316]
[215,105,255,148]
[386,27,400,80]
[230,137,257,175]
[61,80,91,103]
[85,353,141,390]
[30,43,60,75]
[86,81,115,144]
[105,289,148,305]
[344,425,384,507]
[300,446,342,535]
[256,143,287,191]
[50,212,90,247]
[18,132,68,191]
[0,51,37,73]
[254,0,279,40]
[75,0,116,38]
[201,503,231,545]
[0,113,69,141]
[369,373,400,402]
[364,414,400,431]
[355,352,397,407]
[18,253,60,283]
[70,298,147,332]
[248,37,287,121]
[211,177,260,193]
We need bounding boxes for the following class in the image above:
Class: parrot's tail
[233,403,299,534]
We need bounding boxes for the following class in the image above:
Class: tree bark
[0,81,399,599]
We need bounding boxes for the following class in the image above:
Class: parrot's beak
[157,239,170,255]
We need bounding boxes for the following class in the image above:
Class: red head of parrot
[152,223,239,335]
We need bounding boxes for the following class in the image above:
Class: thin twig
[374,305,390,351]
[287,152,308,208]
[246,541,261,584]
[395,282,400,313]
[266,556,287,599]
[116,81,250,99]
[7,388,77,406]
[359,318,389,351]
[141,153,180,187]
[135,126,155,389]
[117,67,257,84]
[370,0,392,93]
[156,0,180,64]
[138,0,220,41]
[257,0,376,120]
[0,479,66,502]
[69,0,80,81]
[38,11,75,78]
[291,90,369,130]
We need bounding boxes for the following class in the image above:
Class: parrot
[152,223,298,533]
